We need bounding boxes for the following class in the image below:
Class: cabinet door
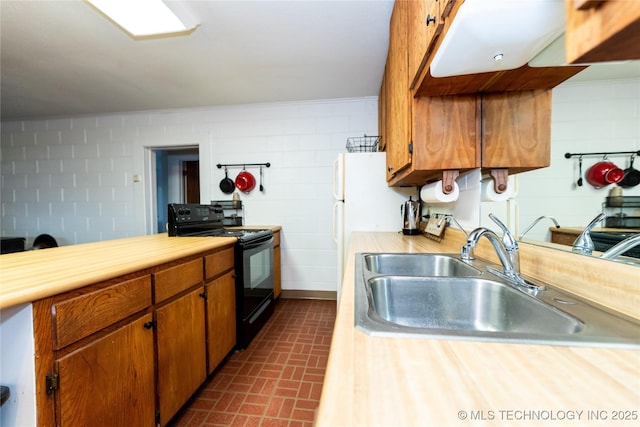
[565,0,640,63]
[57,314,155,427]
[482,90,551,173]
[206,271,237,373]
[412,95,479,171]
[156,288,207,426]
[273,244,281,299]
[385,0,412,179]
[408,0,443,87]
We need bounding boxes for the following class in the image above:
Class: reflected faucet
[601,234,640,260]
[445,215,469,239]
[489,213,519,274]
[519,216,561,240]
[572,213,606,256]
[461,227,540,290]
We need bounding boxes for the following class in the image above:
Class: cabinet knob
[426,14,436,26]
[143,321,156,330]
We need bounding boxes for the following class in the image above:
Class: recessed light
[86,0,198,37]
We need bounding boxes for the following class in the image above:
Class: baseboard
[279,290,337,300]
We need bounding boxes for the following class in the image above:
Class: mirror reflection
[488,62,640,265]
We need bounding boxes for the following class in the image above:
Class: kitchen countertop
[316,231,640,427]
[0,233,236,310]
[0,227,282,310]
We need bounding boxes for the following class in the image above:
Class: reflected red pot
[585,161,624,188]
[235,171,256,193]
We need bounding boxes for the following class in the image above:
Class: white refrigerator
[332,152,415,303]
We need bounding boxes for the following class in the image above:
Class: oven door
[238,236,275,320]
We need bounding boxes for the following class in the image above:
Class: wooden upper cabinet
[389,95,479,186]
[565,0,640,63]
[407,0,447,88]
[481,90,551,173]
[385,0,412,180]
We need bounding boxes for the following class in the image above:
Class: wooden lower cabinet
[57,314,155,427]
[156,287,207,426]
[33,246,239,427]
[273,231,281,299]
[206,271,237,373]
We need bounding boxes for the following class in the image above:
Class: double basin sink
[355,253,640,348]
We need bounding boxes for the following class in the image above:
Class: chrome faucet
[488,213,520,274]
[461,227,540,290]
[601,234,640,260]
[519,216,561,240]
[572,213,606,256]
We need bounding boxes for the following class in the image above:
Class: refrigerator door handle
[332,156,344,201]
[332,201,341,244]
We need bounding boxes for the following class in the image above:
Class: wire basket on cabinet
[345,135,380,152]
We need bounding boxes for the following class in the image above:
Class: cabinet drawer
[154,259,204,303]
[53,275,151,350]
[205,247,234,280]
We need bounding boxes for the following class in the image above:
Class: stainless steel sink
[363,253,482,276]
[368,276,582,334]
[355,253,640,348]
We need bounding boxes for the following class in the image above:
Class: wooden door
[385,0,412,179]
[156,288,206,426]
[56,314,155,427]
[206,271,237,373]
[183,160,200,203]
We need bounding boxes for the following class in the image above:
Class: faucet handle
[488,213,517,251]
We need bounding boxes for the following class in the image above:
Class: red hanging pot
[585,161,624,188]
[235,170,256,193]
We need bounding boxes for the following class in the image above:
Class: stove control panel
[168,204,225,236]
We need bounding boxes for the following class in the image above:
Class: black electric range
[168,203,275,349]
[167,203,272,243]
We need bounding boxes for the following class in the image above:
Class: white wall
[0,304,37,427]
[1,97,379,293]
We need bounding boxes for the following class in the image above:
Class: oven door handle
[241,235,274,250]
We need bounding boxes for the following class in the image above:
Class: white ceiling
[0,0,394,120]
[1,0,638,122]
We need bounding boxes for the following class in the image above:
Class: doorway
[154,147,200,233]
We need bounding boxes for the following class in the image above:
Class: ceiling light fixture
[86,0,198,38]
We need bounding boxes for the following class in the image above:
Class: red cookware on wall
[586,161,625,188]
[235,170,256,193]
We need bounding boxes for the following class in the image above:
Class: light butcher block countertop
[316,231,640,427]
[0,233,236,309]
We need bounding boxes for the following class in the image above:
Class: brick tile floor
[169,298,336,427]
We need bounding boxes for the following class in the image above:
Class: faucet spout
[461,228,517,277]
[572,213,606,256]
[601,234,640,260]
[519,216,561,240]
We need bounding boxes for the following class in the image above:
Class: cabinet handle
[426,14,436,26]
[199,291,207,300]
[143,321,156,330]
